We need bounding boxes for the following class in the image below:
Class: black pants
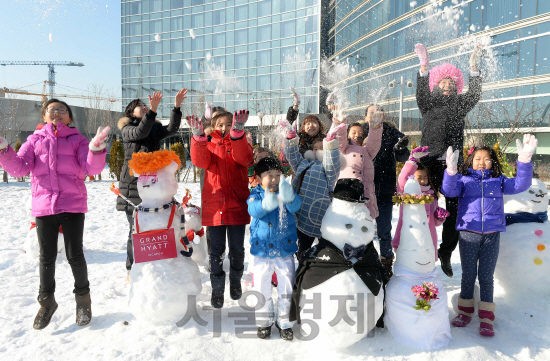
[125,210,134,271]
[297,229,316,262]
[424,158,460,255]
[36,213,89,297]
[208,225,246,278]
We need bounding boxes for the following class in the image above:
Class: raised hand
[394,136,409,151]
[231,110,249,137]
[445,146,460,175]
[147,91,163,113]
[409,146,429,162]
[369,110,384,129]
[174,88,188,108]
[415,44,430,67]
[469,43,484,70]
[326,88,339,110]
[262,190,279,212]
[278,175,295,203]
[89,126,111,152]
[186,115,205,139]
[290,87,301,107]
[279,119,297,139]
[204,102,212,121]
[0,137,8,151]
[326,123,346,142]
[517,133,538,163]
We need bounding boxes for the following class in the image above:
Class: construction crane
[0,61,84,97]
[0,84,118,103]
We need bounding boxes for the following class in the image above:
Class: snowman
[495,178,549,300]
[289,178,385,348]
[24,195,65,258]
[180,189,208,267]
[384,177,451,350]
[126,150,202,325]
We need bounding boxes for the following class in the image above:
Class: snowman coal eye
[529,190,535,194]
[346,224,353,229]
[361,226,368,232]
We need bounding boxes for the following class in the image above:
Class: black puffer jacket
[363,122,410,203]
[417,72,482,163]
[116,108,182,212]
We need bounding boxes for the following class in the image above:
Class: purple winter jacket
[0,123,106,217]
[441,161,533,233]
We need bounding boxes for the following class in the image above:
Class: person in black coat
[362,105,409,279]
[116,89,187,272]
[414,43,484,277]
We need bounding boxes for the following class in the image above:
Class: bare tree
[0,94,29,182]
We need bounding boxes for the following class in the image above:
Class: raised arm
[0,137,35,178]
[323,138,341,191]
[364,121,383,159]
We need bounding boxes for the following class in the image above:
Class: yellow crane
[0,81,118,104]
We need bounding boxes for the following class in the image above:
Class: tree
[0,95,28,183]
[109,139,125,181]
[170,142,186,182]
[493,140,515,177]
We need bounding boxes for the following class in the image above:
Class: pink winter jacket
[0,123,106,217]
[335,122,383,218]
[392,161,445,261]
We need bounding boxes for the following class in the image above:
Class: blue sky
[0,0,122,109]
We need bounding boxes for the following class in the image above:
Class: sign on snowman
[124,150,202,325]
[384,177,451,350]
[289,178,385,349]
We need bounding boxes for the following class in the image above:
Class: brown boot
[33,294,58,330]
[380,257,394,280]
[75,293,92,326]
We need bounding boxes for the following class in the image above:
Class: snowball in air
[185,61,192,71]
[49,33,53,42]
[155,34,161,42]
[189,29,196,39]
[206,52,212,61]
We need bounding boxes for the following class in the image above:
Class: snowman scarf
[505,211,548,226]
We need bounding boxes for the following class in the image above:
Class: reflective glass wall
[121,0,321,119]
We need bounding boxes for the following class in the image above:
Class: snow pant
[424,159,459,257]
[296,229,316,262]
[458,231,500,303]
[376,200,394,259]
[209,225,246,279]
[36,213,90,297]
[125,209,134,271]
[251,255,296,329]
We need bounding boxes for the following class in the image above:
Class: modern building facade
[121,0,322,123]
[323,0,550,155]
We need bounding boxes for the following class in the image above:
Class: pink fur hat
[429,63,465,94]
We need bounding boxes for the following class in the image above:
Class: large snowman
[384,177,451,350]
[289,178,385,348]
[127,150,202,325]
[495,178,549,300]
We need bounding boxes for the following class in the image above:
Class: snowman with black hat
[289,178,386,348]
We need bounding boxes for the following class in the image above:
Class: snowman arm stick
[502,161,534,195]
[285,192,302,214]
[110,183,138,208]
[440,171,464,198]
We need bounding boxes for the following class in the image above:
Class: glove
[0,137,8,151]
[290,87,301,106]
[279,119,297,139]
[369,111,383,128]
[517,133,538,163]
[469,43,484,68]
[89,126,111,152]
[230,109,249,138]
[435,207,450,220]
[278,175,295,203]
[326,123,346,141]
[204,102,212,121]
[186,115,206,141]
[409,146,429,162]
[394,136,409,151]
[262,190,279,212]
[445,146,460,175]
[415,44,430,67]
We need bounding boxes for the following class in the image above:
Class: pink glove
[186,115,206,141]
[230,109,249,138]
[435,207,450,221]
[89,126,111,152]
[279,119,297,139]
[204,102,212,121]
[326,123,346,141]
[409,146,429,162]
[415,44,430,67]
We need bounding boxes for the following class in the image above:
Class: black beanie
[254,157,283,177]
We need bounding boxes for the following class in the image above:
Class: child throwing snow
[248,157,302,341]
[188,110,253,309]
[0,99,109,330]
[442,135,537,337]
[393,146,449,265]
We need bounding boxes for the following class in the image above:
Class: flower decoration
[392,192,435,205]
[411,282,439,312]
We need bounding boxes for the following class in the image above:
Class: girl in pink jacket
[333,115,383,219]
[0,99,109,331]
[393,146,449,261]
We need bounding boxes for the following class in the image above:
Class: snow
[48,32,53,42]
[189,28,196,40]
[0,168,549,360]
[154,33,161,42]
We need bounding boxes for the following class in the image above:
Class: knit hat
[254,157,283,177]
[429,63,465,94]
[330,178,368,203]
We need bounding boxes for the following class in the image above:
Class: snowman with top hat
[289,178,386,349]
[384,176,451,350]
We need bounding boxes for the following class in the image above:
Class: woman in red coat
[189,110,253,308]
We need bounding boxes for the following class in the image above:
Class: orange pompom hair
[128,149,181,176]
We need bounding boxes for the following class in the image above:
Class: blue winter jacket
[441,161,533,233]
[248,185,302,258]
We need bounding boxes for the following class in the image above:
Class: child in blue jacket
[247,157,302,341]
[441,134,537,337]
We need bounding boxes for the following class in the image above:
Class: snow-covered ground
[0,168,548,361]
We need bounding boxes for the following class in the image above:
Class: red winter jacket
[191,130,253,226]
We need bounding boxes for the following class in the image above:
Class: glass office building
[324,0,550,154]
[121,0,322,120]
